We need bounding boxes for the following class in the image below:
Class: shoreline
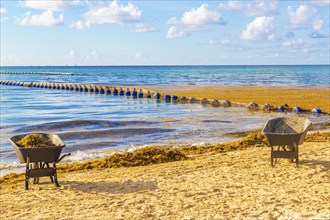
[1,131,328,182]
[1,128,329,177]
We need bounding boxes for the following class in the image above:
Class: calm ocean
[1,65,329,86]
[1,65,329,173]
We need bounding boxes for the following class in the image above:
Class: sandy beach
[1,133,329,219]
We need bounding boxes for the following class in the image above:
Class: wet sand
[0,140,329,219]
[144,85,330,113]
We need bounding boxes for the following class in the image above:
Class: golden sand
[0,132,329,219]
[144,85,330,113]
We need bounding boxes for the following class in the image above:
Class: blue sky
[0,0,329,66]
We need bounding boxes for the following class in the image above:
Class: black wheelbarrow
[262,117,312,167]
[9,133,71,190]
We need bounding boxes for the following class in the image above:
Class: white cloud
[272,53,280,58]
[85,1,141,25]
[282,38,304,47]
[240,16,277,41]
[71,1,150,31]
[91,50,100,58]
[19,0,83,11]
[287,5,324,30]
[1,54,19,62]
[71,20,90,30]
[312,19,324,30]
[208,39,230,47]
[87,49,103,60]
[312,0,330,6]
[166,4,224,39]
[166,26,187,39]
[0,7,8,21]
[65,50,76,59]
[131,23,156,33]
[267,52,280,58]
[219,1,278,17]
[178,3,224,27]
[64,49,104,62]
[16,10,64,26]
[168,4,224,27]
[219,1,245,11]
[0,7,7,14]
[303,48,309,55]
[134,52,143,61]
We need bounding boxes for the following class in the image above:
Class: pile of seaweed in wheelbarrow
[262,116,312,167]
[9,133,70,190]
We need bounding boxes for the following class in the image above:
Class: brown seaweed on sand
[1,132,329,185]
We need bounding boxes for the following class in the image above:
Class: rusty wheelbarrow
[262,117,312,167]
[9,133,71,190]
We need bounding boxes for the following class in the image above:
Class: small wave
[59,128,175,140]
[190,142,211,147]
[62,150,111,162]
[0,125,20,130]
[14,120,160,133]
[310,122,330,131]
[0,150,112,176]
[0,161,24,170]
[201,120,232,123]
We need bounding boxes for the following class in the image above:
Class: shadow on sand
[63,180,158,194]
[300,159,330,171]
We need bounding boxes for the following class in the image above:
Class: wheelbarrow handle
[57,153,71,163]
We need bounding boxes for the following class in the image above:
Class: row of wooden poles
[0,72,73,75]
[0,80,242,107]
[1,80,322,113]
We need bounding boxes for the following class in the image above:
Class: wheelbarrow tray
[263,132,309,147]
[9,133,65,163]
[262,117,312,147]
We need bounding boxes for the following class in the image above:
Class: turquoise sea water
[0,65,329,173]
[1,65,329,86]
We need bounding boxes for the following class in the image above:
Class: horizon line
[1,64,329,67]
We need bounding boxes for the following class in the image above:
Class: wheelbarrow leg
[271,146,275,166]
[294,143,299,167]
[271,146,281,166]
[53,162,60,187]
[25,156,30,190]
[25,167,29,190]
